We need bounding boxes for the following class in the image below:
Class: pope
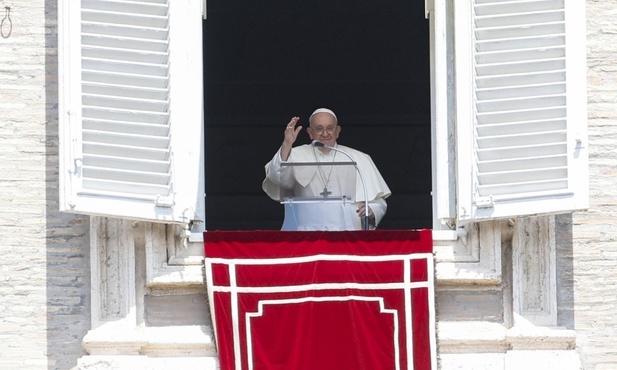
[262,108,391,230]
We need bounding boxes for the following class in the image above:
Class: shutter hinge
[69,158,82,176]
[425,0,433,19]
[475,195,494,209]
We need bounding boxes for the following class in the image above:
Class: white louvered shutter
[59,0,204,224]
[454,0,588,223]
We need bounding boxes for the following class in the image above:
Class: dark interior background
[203,0,432,230]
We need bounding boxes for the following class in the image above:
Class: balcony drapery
[204,229,435,370]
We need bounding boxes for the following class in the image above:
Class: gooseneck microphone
[312,140,371,230]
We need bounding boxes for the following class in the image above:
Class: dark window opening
[204,0,432,230]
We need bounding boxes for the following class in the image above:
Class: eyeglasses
[310,126,336,135]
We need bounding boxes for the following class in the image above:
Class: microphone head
[312,140,325,148]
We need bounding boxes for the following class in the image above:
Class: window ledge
[192,229,459,243]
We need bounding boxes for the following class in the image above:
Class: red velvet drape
[204,230,435,370]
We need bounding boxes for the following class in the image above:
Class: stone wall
[0,1,91,369]
[561,2,617,368]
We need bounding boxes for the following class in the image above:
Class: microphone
[311,140,371,230]
[311,140,326,148]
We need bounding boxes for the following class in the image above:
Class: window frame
[58,0,587,236]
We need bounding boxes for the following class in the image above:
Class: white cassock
[262,143,391,230]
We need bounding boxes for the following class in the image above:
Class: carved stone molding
[142,223,205,290]
[90,216,137,329]
[512,215,557,326]
[434,221,503,285]
[84,217,214,361]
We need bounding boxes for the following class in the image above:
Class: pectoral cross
[320,187,332,198]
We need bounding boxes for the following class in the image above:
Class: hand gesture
[280,116,302,161]
[283,117,302,146]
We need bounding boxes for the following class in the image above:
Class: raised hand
[280,116,302,161]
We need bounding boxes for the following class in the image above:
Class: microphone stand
[312,140,371,230]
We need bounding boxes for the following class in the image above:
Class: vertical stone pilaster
[90,216,137,329]
[512,216,557,326]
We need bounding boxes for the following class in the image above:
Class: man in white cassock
[263,108,391,230]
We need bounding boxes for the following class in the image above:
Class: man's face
[307,112,341,148]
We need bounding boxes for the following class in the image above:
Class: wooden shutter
[59,0,204,224]
[454,0,588,223]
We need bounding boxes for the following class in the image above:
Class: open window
[58,0,587,231]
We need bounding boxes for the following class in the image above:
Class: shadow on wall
[46,3,92,369]
[555,213,575,330]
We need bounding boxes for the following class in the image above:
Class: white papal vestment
[263,143,391,230]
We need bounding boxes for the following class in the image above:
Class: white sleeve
[370,198,388,228]
[265,147,294,187]
[264,148,283,183]
[262,147,297,202]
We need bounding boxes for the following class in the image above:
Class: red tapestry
[204,230,436,370]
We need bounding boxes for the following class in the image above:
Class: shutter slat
[476,46,564,64]
[475,0,565,15]
[81,11,168,28]
[83,119,170,136]
[83,142,169,161]
[83,82,168,100]
[477,82,565,100]
[83,71,168,88]
[477,118,565,136]
[82,58,168,76]
[476,59,565,76]
[476,35,565,53]
[83,46,168,64]
[83,106,169,124]
[478,155,567,173]
[82,22,169,40]
[475,22,564,40]
[83,167,171,185]
[82,179,170,196]
[477,95,566,113]
[82,0,168,16]
[475,9,564,28]
[83,130,170,148]
[83,94,169,112]
[476,105,565,125]
[83,133,170,149]
[477,131,566,149]
[477,143,566,161]
[84,154,170,173]
[83,35,169,52]
[479,167,567,185]
[478,179,568,197]
[476,70,564,89]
